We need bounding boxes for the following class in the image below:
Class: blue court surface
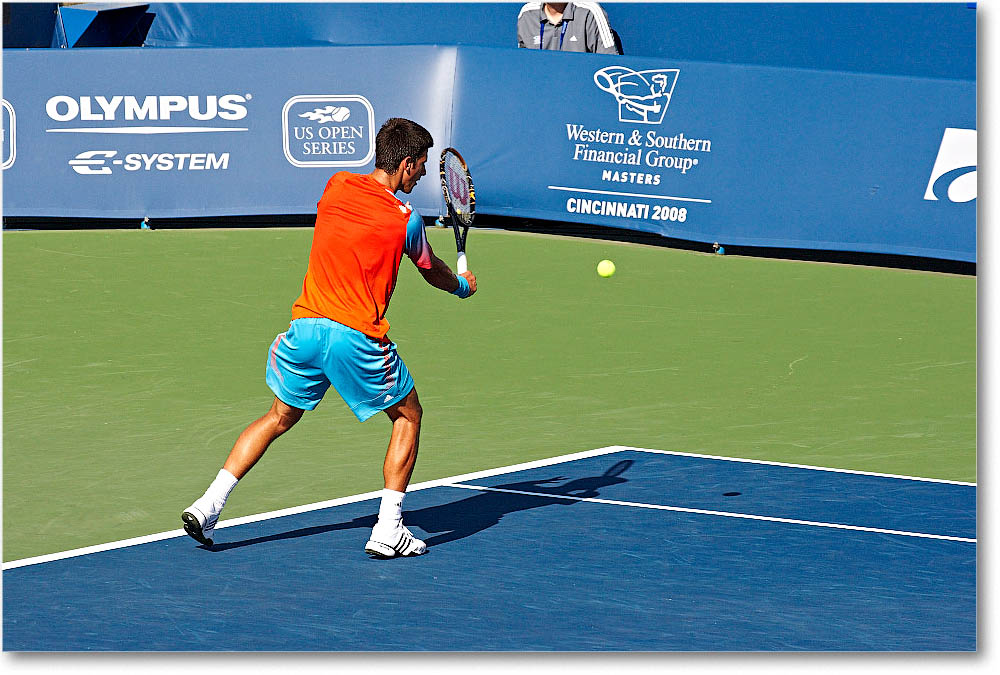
[2,447,976,651]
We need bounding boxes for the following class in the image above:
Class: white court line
[2,446,625,570]
[444,483,977,544]
[3,444,974,569]
[611,445,977,486]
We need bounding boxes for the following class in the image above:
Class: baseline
[6,443,973,570]
[2,445,626,570]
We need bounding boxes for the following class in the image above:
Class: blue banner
[1,46,456,218]
[453,48,976,261]
[2,45,976,261]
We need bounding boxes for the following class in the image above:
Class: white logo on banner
[298,106,351,123]
[282,95,375,168]
[69,150,116,175]
[69,150,231,175]
[924,128,977,203]
[594,66,679,125]
[44,94,252,133]
[549,64,711,223]
[2,99,15,170]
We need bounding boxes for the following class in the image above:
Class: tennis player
[182,118,477,559]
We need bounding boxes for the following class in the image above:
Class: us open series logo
[282,95,375,168]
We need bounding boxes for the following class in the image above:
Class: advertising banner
[1,46,457,218]
[2,45,976,261]
[452,48,976,262]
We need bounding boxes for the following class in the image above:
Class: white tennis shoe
[181,497,222,547]
[364,523,427,559]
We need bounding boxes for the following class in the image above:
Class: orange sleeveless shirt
[291,172,432,339]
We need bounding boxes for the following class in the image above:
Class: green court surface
[2,227,976,562]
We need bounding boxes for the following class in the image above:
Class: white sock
[377,489,405,527]
[204,469,239,507]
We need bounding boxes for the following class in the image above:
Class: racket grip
[456,252,468,275]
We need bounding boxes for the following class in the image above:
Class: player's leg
[182,320,329,547]
[223,397,305,479]
[315,321,425,558]
[382,387,422,491]
[182,398,304,546]
[365,388,428,558]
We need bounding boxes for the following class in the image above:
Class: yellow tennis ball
[597,259,616,277]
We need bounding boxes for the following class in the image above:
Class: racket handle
[456,252,467,275]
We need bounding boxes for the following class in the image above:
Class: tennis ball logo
[597,260,616,278]
[298,105,351,123]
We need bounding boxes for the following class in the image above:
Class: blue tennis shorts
[265,318,414,422]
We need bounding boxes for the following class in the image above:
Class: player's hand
[460,271,477,296]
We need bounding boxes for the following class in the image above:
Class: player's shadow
[409,458,634,548]
[207,459,633,553]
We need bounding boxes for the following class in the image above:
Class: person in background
[517,2,622,54]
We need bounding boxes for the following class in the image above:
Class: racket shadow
[407,459,635,548]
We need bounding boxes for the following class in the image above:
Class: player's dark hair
[374,118,433,173]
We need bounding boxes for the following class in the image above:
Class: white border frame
[2,98,16,170]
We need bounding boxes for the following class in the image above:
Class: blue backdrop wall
[140,2,976,81]
[1,41,975,261]
[2,4,977,261]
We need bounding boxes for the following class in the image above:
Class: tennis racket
[439,147,476,274]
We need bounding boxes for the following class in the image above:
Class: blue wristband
[451,274,471,299]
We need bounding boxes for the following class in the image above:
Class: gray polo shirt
[517,2,621,54]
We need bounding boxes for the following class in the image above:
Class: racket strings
[442,152,474,227]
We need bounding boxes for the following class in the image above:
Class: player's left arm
[403,207,476,298]
[419,252,477,297]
